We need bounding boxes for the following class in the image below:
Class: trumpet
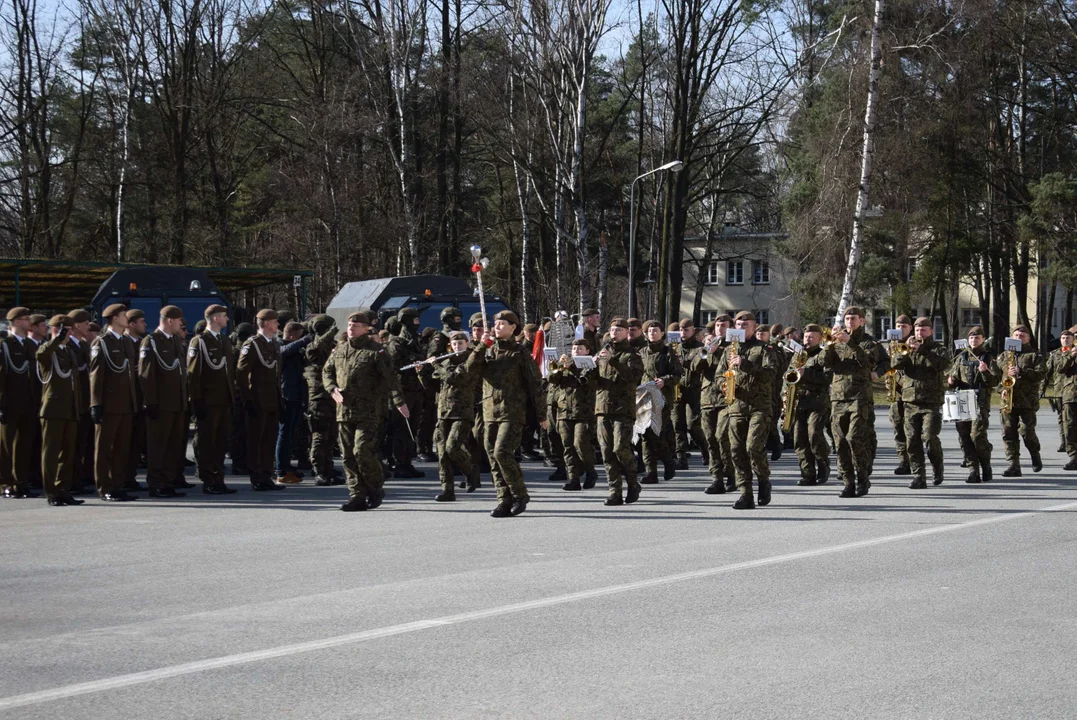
[698,336,721,358]
[723,337,740,404]
[781,349,806,433]
[885,339,903,403]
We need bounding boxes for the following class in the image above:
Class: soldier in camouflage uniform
[997,325,1045,477]
[548,339,597,491]
[888,315,914,475]
[303,315,339,486]
[384,308,425,478]
[790,324,832,485]
[673,319,708,469]
[823,306,879,498]
[892,317,948,489]
[324,311,408,511]
[639,320,680,483]
[627,318,646,353]
[692,317,734,494]
[421,330,484,501]
[1042,329,1072,454]
[947,325,998,483]
[1055,328,1077,471]
[595,318,644,505]
[480,310,546,517]
[464,313,489,487]
[715,311,777,509]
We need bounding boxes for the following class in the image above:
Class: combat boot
[965,468,982,483]
[724,473,737,493]
[663,462,677,481]
[855,478,870,497]
[1032,454,1044,473]
[1002,464,1022,478]
[314,476,334,487]
[757,481,772,506]
[583,469,598,489]
[932,470,945,486]
[435,490,456,502]
[893,463,911,476]
[548,466,568,482]
[839,479,857,498]
[1064,458,1077,471]
[1058,442,1066,453]
[817,462,830,484]
[466,472,481,493]
[393,465,425,479]
[908,477,928,489]
[797,475,817,486]
[960,458,971,468]
[626,484,641,504]
[340,496,368,512]
[732,491,755,510]
[490,499,513,517]
[980,462,993,483]
[604,493,624,506]
[640,473,659,485]
[677,453,689,470]
[562,478,582,491]
[704,479,727,494]
[510,498,528,515]
[458,479,469,489]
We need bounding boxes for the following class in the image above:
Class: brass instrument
[781,348,807,433]
[885,339,904,403]
[1000,350,1016,414]
[723,337,740,404]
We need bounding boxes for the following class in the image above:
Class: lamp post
[628,160,684,317]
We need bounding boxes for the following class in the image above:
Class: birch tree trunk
[835,0,884,319]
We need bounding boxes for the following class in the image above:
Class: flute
[399,349,467,371]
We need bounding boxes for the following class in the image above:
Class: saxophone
[1000,350,1016,415]
[723,337,740,404]
[781,348,806,433]
[885,339,905,403]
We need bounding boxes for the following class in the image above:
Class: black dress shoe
[231,466,250,476]
[116,491,138,501]
[100,492,134,502]
[125,482,146,492]
[202,484,230,495]
[47,496,63,506]
[625,485,641,504]
[367,488,385,509]
[435,491,456,502]
[604,494,624,506]
[148,488,184,498]
[510,499,528,515]
[7,489,40,499]
[490,500,513,517]
[340,497,368,512]
[174,480,195,489]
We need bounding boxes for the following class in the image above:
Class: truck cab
[90,268,232,330]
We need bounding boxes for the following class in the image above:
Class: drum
[943,389,977,422]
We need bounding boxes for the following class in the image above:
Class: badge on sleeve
[241,346,250,356]
[189,345,197,358]
[139,348,147,359]
[91,345,100,359]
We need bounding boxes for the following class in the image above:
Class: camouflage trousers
[557,418,594,480]
[674,395,708,463]
[889,399,909,467]
[1064,403,1077,459]
[339,418,383,499]
[1051,399,1065,447]
[701,406,732,480]
[484,421,528,503]
[904,403,943,481]
[728,410,771,492]
[543,402,565,470]
[437,418,476,492]
[793,401,830,480]
[955,394,992,467]
[597,416,637,494]
[642,406,675,476]
[308,407,337,479]
[831,397,874,483]
[1001,408,1040,465]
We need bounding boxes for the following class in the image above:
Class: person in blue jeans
[276,321,314,483]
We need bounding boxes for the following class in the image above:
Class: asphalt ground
[1,408,1076,719]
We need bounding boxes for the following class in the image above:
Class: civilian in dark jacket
[275,322,315,483]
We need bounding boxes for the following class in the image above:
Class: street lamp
[628,160,684,317]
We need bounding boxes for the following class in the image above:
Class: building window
[705,261,720,285]
[904,259,917,282]
[702,310,718,324]
[875,311,893,338]
[961,308,981,326]
[726,260,744,285]
[755,309,770,325]
[933,316,943,341]
[751,260,770,285]
[725,309,738,319]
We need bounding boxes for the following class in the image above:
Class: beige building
[679,228,1072,343]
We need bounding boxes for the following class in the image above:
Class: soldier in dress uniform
[481,310,546,517]
[303,315,340,486]
[188,304,237,495]
[37,316,84,505]
[123,308,148,492]
[89,304,139,501]
[26,313,47,490]
[229,322,255,475]
[1,307,39,499]
[236,309,284,491]
[323,311,408,511]
[139,305,189,498]
[67,309,94,494]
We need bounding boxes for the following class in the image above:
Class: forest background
[2,0,1075,347]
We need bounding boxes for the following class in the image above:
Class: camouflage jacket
[791,345,831,411]
[995,348,1045,410]
[385,330,423,395]
[481,338,545,425]
[892,338,949,406]
[1050,348,1077,403]
[715,336,776,415]
[425,347,484,421]
[640,341,681,404]
[548,362,597,420]
[823,327,878,403]
[689,340,727,410]
[948,347,999,401]
[595,339,644,420]
[677,337,704,402]
[303,329,338,408]
[323,334,404,424]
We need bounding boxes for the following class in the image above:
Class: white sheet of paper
[573,355,596,370]
[954,339,969,350]
[887,329,904,341]
[1004,338,1023,352]
[666,331,683,345]
[725,328,746,343]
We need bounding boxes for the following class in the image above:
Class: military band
[7,298,1077,518]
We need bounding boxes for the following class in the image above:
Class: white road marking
[2,499,1074,712]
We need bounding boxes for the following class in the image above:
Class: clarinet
[399,349,467,371]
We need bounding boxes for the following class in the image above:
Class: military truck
[90,267,233,329]
[325,275,511,331]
